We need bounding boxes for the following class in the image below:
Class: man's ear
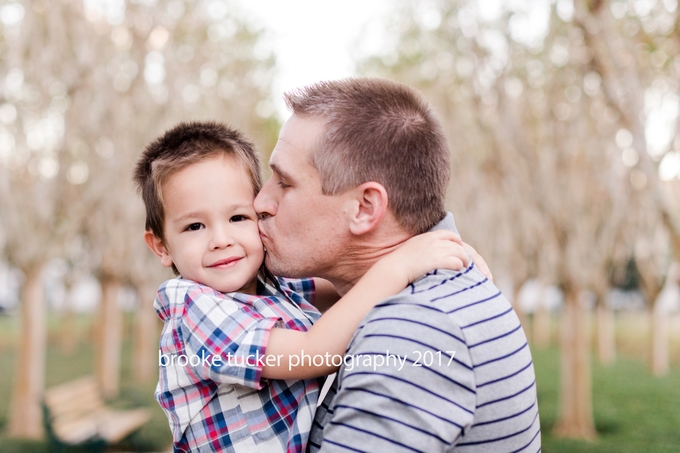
[144,230,174,268]
[346,182,389,236]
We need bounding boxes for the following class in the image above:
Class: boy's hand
[380,230,470,284]
[463,242,493,282]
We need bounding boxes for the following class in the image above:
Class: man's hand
[463,242,493,281]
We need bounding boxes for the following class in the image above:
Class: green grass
[534,346,680,452]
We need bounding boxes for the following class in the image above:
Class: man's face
[254,114,348,279]
[158,154,263,294]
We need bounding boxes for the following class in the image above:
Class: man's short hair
[133,121,262,246]
[284,78,450,234]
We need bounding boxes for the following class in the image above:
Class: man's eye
[185,223,204,231]
[278,181,290,189]
[230,215,247,222]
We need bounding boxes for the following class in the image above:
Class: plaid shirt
[154,274,321,453]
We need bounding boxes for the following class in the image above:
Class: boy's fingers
[442,247,468,270]
[445,232,463,245]
[428,229,463,245]
[461,251,471,267]
[479,264,493,281]
[463,242,493,281]
[450,243,470,267]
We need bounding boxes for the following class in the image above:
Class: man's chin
[264,253,284,276]
[265,253,303,279]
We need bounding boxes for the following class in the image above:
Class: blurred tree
[358,0,652,441]
[0,0,277,437]
[633,206,673,376]
[573,0,680,248]
[0,0,94,438]
[572,0,680,377]
[532,283,553,349]
[57,236,92,354]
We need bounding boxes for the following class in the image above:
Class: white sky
[237,0,391,118]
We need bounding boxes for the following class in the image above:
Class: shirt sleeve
[317,298,477,452]
[177,281,282,390]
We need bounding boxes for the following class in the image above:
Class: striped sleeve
[317,298,476,452]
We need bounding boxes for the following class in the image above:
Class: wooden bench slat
[43,375,151,448]
[45,377,99,404]
[98,408,152,443]
[52,418,98,444]
[46,387,105,419]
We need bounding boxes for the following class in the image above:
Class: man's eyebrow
[270,163,293,181]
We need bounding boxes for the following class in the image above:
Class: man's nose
[254,179,276,219]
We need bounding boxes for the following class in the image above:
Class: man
[254,78,540,452]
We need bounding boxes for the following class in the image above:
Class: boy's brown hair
[284,78,450,234]
[133,121,262,250]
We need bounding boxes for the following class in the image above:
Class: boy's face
[145,154,263,294]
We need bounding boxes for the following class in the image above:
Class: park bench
[42,375,152,452]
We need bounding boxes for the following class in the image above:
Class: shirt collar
[429,212,459,235]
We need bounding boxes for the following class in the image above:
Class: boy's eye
[185,223,204,231]
[230,215,247,222]
[278,181,290,189]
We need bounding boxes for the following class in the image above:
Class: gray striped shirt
[308,214,540,452]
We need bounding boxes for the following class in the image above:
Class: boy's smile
[150,154,264,294]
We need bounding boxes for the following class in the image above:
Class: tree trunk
[596,303,616,366]
[132,283,158,383]
[554,287,596,440]
[640,283,667,377]
[7,265,46,439]
[95,277,123,398]
[59,282,78,354]
[59,308,78,354]
[511,282,529,340]
[532,286,551,349]
[650,303,669,376]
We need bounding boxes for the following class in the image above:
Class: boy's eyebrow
[173,204,255,223]
[230,203,256,210]
[173,211,204,224]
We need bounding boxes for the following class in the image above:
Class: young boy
[133,121,467,453]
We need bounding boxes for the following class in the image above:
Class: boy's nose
[209,227,235,250]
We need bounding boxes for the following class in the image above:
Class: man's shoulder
[408,263,494,295]
[349,263,516,356]
[384,264,509,321]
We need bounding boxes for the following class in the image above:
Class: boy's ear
[345,182,389,236]
[144,230,174,268]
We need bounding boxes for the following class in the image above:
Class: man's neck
[327,230,411,296]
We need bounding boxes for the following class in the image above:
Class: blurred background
[1,0,679,452]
